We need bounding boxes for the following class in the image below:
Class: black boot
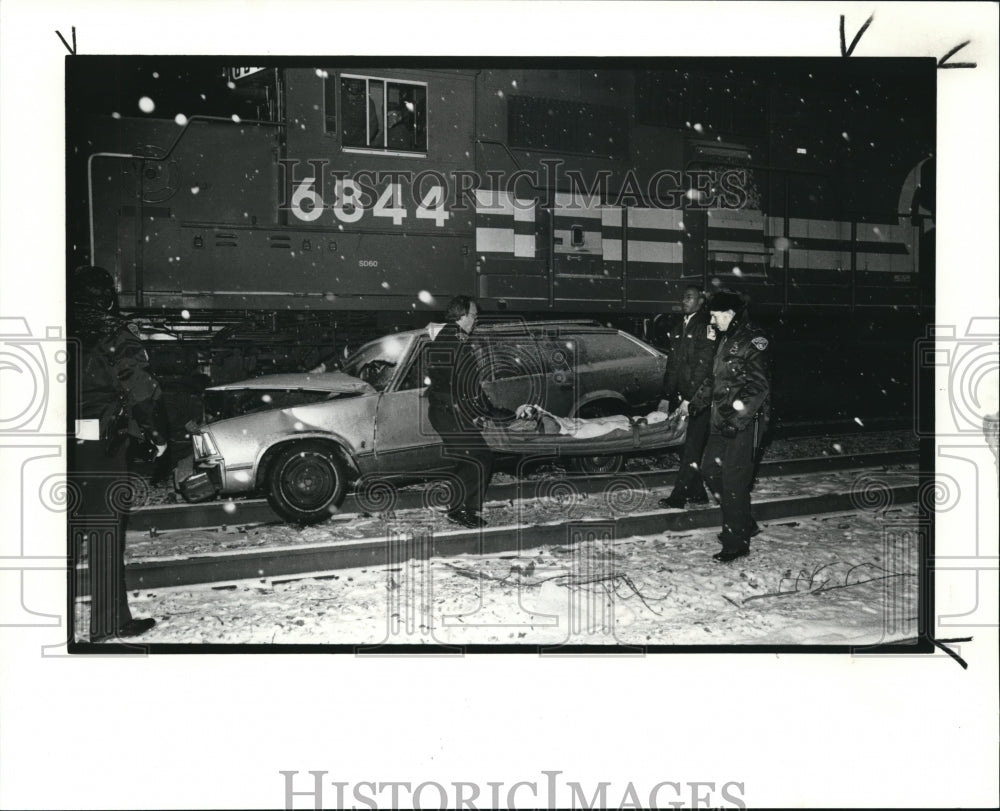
[91,617,156,643]
[713,548,749,563]
[446,509,486,529]
[658,492,687,509]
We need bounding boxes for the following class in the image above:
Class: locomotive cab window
[337,75,427,154]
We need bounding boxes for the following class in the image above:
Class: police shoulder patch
[126,323,142,338]
[751,335,769,351]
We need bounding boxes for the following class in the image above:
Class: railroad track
[130,449,919,532]
[71,450,923,597]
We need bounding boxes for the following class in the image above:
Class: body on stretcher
[481,404,688,455]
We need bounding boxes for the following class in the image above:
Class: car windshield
[342,334,414,392]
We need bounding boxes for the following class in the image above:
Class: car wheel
[267,441,347,524]
[570,453,624,476]
[569,402,625,476]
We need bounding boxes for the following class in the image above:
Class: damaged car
[176,320,677,524]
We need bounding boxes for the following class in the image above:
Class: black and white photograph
[1,2,997,809]
[63,55,938,648]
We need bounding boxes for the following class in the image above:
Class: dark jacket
[424,323,509,432]
[696,315,771,434]
[73,307,168,446]
[662,308,715,409]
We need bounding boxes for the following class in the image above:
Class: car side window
[579,333,651,365]
[396,339,429,391]
[487,339,547,381]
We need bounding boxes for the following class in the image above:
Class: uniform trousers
[427,400,494,514]
[701,425,757,552]
[70,439,134,639]
[670,408,710,500]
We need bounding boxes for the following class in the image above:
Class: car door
[479,333,578,418]
[372,335,450,474]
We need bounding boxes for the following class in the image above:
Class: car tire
[570,453,624,476]
[569,401,625,476]
[267,441,347,524]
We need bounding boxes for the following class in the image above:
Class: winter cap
[70,265,117,310]
[708,291,746,314]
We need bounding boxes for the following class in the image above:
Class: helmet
[70,265,118,312]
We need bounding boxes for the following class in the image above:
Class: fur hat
[708,291,746,314]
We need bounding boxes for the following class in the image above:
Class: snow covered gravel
[80,490,920,648]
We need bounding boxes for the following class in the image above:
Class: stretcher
[482,407,688,456]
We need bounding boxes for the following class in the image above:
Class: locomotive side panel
[473,68,694,313]
[84,63,933,318]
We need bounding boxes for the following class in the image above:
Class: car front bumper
[174,453,220,502]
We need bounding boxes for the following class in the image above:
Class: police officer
[698,291,771,562]
[423,295,511,528]
[657,285,715,509]
[69,265,168,642]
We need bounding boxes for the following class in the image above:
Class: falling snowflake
[232,114,241,124]
[190,186,200,195]
[111,112,121,120]
[854,417,865,427]
[733,399,745,411]
[732,267,742,276]
[223,502,237,513]
[832,443,843,453]
[138,96,155,114]
[175,113,188,126]
[180,310,191,320]
[418,290,434,305]
[693,123,704,134]
[381,281,390,289]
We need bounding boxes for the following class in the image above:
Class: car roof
[382,319,620,342]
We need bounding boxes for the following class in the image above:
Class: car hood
[206,371,376,394]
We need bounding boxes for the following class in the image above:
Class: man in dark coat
[423,295,510,528]
[697,291,771,562]
[69,265,168,642]
[657,285,715,509]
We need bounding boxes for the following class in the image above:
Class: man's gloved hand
[720,423,739,439]
[155,442,169,458]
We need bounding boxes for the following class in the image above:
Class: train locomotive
[70,58,935,424]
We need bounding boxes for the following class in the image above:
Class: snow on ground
[79,458,921,646]
[79,505,919,647]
